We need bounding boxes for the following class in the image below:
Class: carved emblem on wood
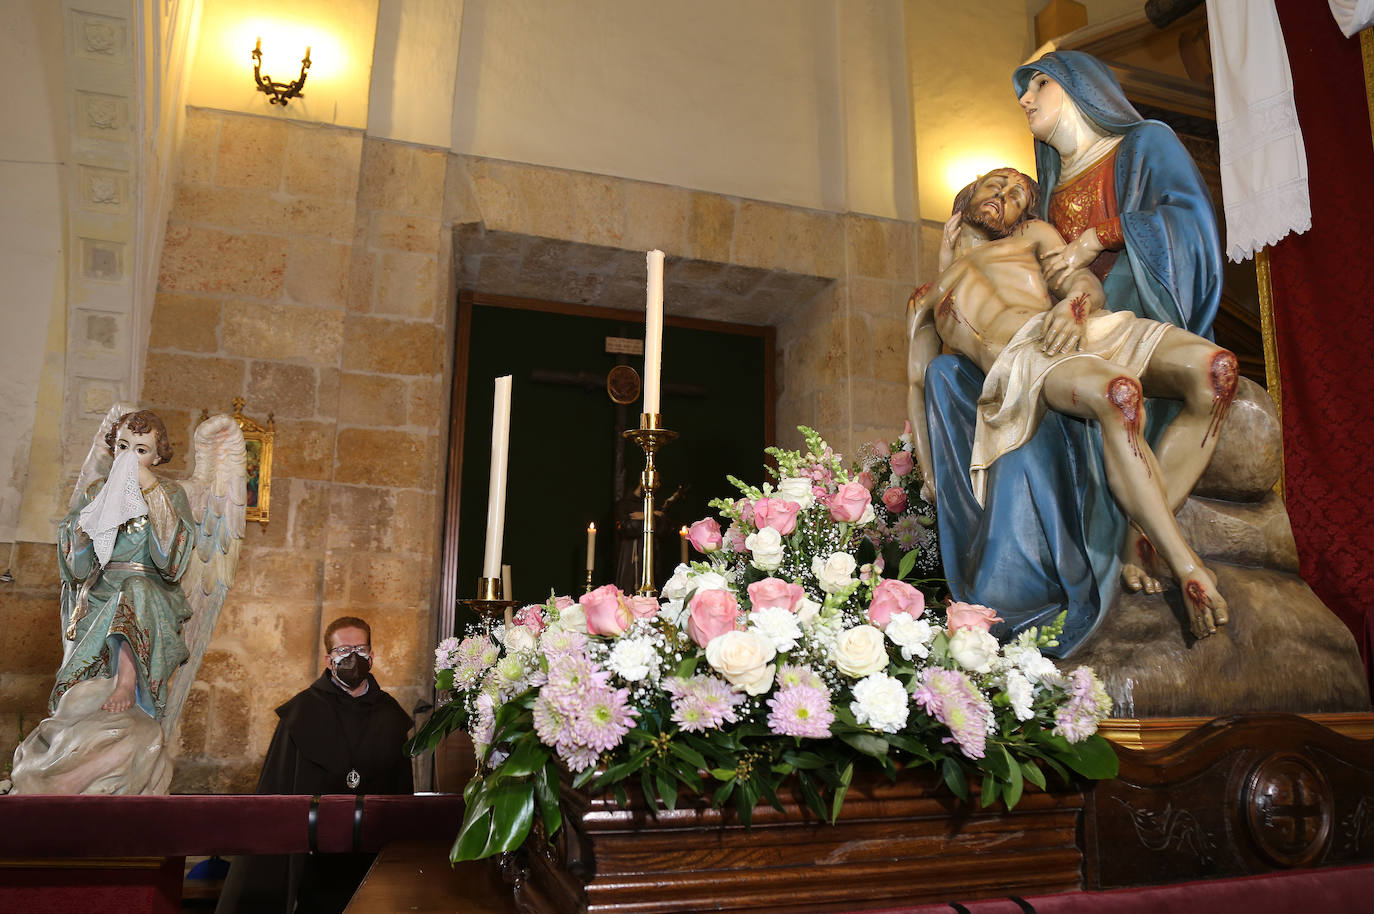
[1242,751,1333,867]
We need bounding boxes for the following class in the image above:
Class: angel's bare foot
[1181,566,1228,640]
[1120,529,1166,594]
[102,641,137,713]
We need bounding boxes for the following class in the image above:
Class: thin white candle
[679,526,689,564]
[482,375,513,578]
[501,564,512,600]
[644,250,664,415]
[586,522,597,572]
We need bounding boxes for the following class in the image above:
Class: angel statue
[10,405,246,795]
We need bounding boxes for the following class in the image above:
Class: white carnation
[948,627,1000,674]
[1004,669,1034,721]
[850,673,910,733]
[745,527,786,572]
[1020,651,1062,687]
[607,636,659,682]
[883,612,933,660]
[776,476,815,510]
[748,606,803,653]
[811,552,857,594]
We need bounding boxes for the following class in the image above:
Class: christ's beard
[961,207,1015,240]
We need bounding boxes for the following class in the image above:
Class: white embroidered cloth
[1206,0,1311,262]
[78,450,148,566]
[1329,0,1374,37]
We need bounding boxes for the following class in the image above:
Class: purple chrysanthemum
[570,685,638,752]
[913,668,991,760]
[1053,667,1111,743]
[766,684,835,739]
[666,675,745,733]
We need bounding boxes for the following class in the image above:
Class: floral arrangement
[410,428,1117,862]
[850,422,941,582]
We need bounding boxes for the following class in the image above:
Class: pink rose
[881,487,907,514]
[747,578,804,613]
[581,584,632,636]
[856,470,877,492]
[904,419,913,437]
[890,451,915,477]
[946,601,1004,634]
[873,439,891,457]
[724,522,748,553]
[688,518,723,554]
[867,579,925,629]
[752,498,801,535]
[735,498,755,525]
[629,595,660,619]
[554,595,576,611]
[687,589,740,647]
[829,481,871,523]
[513,604,547,634]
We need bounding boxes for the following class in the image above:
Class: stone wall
[146,109,452,791]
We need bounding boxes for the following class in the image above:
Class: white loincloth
[970,309,1171,505]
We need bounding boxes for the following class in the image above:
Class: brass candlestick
[461,576,519,630]
[584,569,595,594]
[622,413,678,597]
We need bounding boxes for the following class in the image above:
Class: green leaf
[571,765,598,790]
[1002,746,1024,809]
[781,750,829,770]
[1056,734,1119,779]
[941,757,969,801]
[884,733,935,763]
[496,736,549,779]
[656,771,678,811]
[435,669,455,691]
[980,772,999,809]
[712,778,736,806]
[979,744,1010,779]
[1020,759,1047,791]
[831,761,854,824]
[797,771,827,820]
[710,767,736,781]
[898,549,918,581]
[669,741,709,772]
[534,760,562,840]
[485,781,536,855]
[839,731,891,760]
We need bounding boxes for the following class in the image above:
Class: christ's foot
[1120,530,1166,594]
[1181,566,1228,640]
[101,641,138,713]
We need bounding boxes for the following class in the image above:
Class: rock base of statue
[1070,379,1371,717]
[10,677,172,796]
[500,767,1084,913]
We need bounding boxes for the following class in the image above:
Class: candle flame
[679,526,689,536]
[588,522,596,532]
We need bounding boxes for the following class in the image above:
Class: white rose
[794,595,821,625]
[745,527,785,572]
[776,476,815,510]
[607,636,659,682]
[811,552,857,594]
[858,502,876,525]
[748,606,802,653]
[662,564,693,600]
[704,630,777,695]
[503,625,537,654]
[555,602,587,635]
[948,627,1000,674]
[850,673,910,733]
[661,598,688,628]
[884,612,933,661]
[831,625,889,678]
[687,569,730,597]
[1004,669,1034,721]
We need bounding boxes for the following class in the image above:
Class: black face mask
[333,653,371,689]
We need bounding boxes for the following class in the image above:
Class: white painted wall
[368,0,465,148]
[446,0,914,218]
[0,1,68,541]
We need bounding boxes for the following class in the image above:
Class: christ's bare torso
[928,225,1059,374]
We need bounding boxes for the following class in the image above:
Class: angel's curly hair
[105,410,173,465]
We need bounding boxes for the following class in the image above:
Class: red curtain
[1269,2,1374,692]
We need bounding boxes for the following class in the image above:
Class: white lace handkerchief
[78,450,148,566]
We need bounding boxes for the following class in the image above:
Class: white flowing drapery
[1206,0,1312,263]
[1329,0,1374,37]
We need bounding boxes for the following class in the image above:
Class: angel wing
[162,414,247,737]
[70,402,137,509]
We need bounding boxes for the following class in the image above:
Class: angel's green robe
[55,477,197,720]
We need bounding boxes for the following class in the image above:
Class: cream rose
[745,526,786,572]
[704,629,777,695]
[948,627,1000,674]
[502,625,537,653]
[554,602,587,635]
[794,595,822,625]
[776,476,815,510]
[811,552,857,594]
[831,625,889,678]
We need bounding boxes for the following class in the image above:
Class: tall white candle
[482,375,513,578]
[586,523,597,572]
[679,526,689,564]
[501,564,512,600]
[644,250,664,415]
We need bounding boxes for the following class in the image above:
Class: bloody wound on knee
[1206,350,1239,442]
[1107,376,1145,462]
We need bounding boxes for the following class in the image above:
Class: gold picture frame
[202,398,275,524]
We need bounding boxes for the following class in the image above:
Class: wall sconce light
[252,37,311,106]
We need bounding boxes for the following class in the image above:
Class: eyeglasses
[329,644,372,661]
